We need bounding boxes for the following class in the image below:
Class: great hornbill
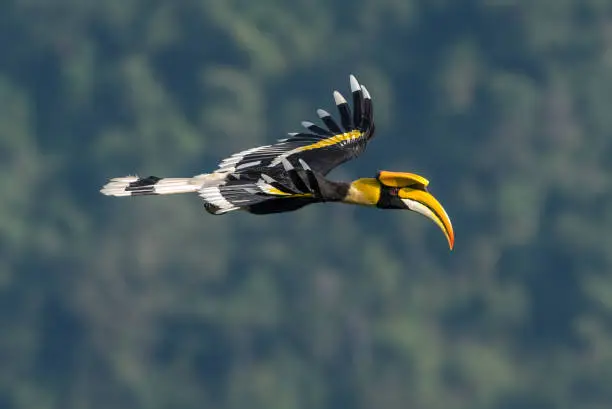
[101,75,454,249]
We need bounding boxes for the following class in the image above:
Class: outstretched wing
[216,74,376,176]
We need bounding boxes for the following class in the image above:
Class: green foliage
[1,0,612,408]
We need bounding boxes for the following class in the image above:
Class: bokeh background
[2,0,612,408]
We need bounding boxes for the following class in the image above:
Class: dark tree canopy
[1,1,612,408]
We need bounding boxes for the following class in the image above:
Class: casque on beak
[377,171,454,250]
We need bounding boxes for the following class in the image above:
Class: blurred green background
[2,0,612,408]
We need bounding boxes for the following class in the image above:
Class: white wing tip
[333,90,347,105]
[298,159,311,170]
[261,174,275,183]
[317,109,330,118]
[301,121,314,129]
[281,158,294,170]
[349,75,360,92]
[361,85,371,100]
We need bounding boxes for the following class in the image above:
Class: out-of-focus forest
[2,0,612,408]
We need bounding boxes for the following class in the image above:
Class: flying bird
[101,75,454,249]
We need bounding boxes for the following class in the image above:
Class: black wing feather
[334,91,354,131]
[352,92,362,128]
[317,109,343,134]
[302,121,332,136]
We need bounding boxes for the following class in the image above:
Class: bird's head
[346,170,455,250]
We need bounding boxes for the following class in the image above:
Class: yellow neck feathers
[344,178,381,206]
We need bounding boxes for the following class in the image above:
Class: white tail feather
[100,176,141,196]
[100,172,228,197]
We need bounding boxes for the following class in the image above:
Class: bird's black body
[247,197,315,214]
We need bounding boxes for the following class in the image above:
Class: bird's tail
[100,173,225,197]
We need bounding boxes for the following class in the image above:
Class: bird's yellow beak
[399,188,455,250]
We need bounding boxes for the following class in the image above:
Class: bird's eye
[389,187,399,196]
